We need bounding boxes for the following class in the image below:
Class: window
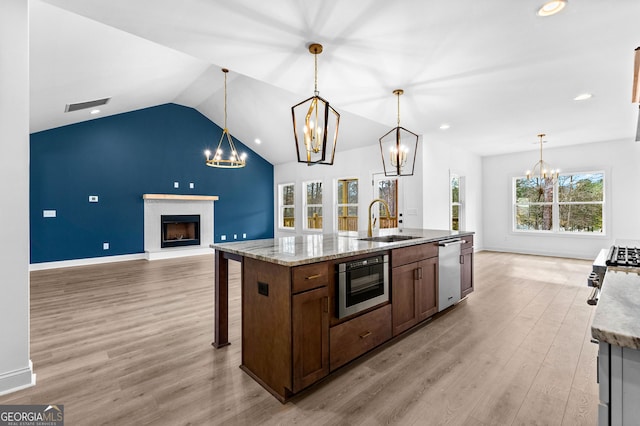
[514,171,604,233]
[278,183,295,230]
[451,174,463,231]
[336,178,358,234]
[303,180,323,231]
[376,178,398,228]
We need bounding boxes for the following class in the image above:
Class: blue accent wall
[30,103,274,263]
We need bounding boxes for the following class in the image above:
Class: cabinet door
[392,262,418,336]
[417,257,438,321]
[292,286,329,393]
[461,248,474,297]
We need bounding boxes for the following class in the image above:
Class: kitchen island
[211,228,474,401]
[591,268,640,425]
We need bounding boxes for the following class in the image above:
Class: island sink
[358,234,420,243]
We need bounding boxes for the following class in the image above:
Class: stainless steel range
[587,242,640,305]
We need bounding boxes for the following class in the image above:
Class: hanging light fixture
[292,43,340,166]
[525,133,559,181]
[204,68,246,168]
[379,89,419,177]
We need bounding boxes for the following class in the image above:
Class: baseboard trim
[30,253,146,271]
[145,247,213,260]
[0,361,36,396]
[480,246,593,260]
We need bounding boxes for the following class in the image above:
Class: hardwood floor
[0,251,598,425]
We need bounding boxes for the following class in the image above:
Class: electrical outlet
[173,181,179,188]
[242,233,247,239]
[233,234,237,240]
[221,235,226,241]
[89,195,98,203]
[103,242,109,250]
[43,210,56,218]
[189,182,194,189]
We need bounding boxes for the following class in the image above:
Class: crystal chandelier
[204,68,246,168]
[526,133,559,181]
[379,89,419,177]
[292,43,340,165]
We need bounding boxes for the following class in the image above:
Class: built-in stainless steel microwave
[336,254,389,319]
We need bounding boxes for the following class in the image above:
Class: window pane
[283,207,294,228]
[515,204,553,231]
[337,206,358,231]
[282,184,294,205]
[516,177,553,203]
[306,182,322,204]
[452,205,459,231]
[337,179,358,205]
[378,179,397,217]
[560,204,603,232]
[306,207,322,229]
[451,177,459,203]
[347,180,358,204]
[558,173,604,202]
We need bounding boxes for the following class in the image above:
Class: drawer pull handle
[359,331,372,339]
[305,274,322,280]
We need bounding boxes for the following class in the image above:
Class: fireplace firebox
[161,215,201,248]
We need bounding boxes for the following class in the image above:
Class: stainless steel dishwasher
[438,238,465,312]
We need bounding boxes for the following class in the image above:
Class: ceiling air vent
[64,97,110,113]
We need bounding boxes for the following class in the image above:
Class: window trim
[450,173,463,231]
[277,183,295,231]
[512,170,606,235]
[302,179,323,233]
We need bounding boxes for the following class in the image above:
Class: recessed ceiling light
[537,0,567,17]
[254,138,261,144]
[574,93,593,101]
[90,109,100,115]
[439,124,450,130]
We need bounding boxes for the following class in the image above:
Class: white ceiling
[30,0,640,165]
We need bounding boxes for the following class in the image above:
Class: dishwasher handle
[438,239,465,247]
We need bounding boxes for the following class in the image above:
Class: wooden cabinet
[460,236,474,298]
[391,245,438,337]
[330,304,391,371]
[292,286,329,392]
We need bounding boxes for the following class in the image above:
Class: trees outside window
[336,178,358,233]
[303,180,323,231]
[514,172,604,233]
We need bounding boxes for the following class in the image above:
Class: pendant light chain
[223,70,228,130]
[396,91,401,127]
[314,50,319,96]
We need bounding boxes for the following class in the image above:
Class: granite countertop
[210,228,474,267]
[591,267,640,350]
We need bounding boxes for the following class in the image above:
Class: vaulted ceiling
[30,0,640,164]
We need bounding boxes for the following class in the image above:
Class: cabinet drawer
[392,243,438,267]
[329,304,391,371]
[292,262,329,293]
[461,235,474,250]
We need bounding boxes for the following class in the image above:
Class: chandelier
[292,43,340,165]
[204,68,246,168]
[526,133,559,181]
[378,89,419,177]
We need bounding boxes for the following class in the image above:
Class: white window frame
[302,180,323,232]
[512,170,605,235]
[278,183,295,231]
[335,177,359,235]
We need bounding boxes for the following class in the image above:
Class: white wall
[273,136,483,249]
[482,139,640,259]
[0,0,35,395]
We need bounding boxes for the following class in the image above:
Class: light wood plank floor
[0,251,598,425]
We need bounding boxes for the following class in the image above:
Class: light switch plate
[43,210,56,218]
[221,235,226,241]
[89,195,98,202]
[189,182,194,189]
[103,242,109,250]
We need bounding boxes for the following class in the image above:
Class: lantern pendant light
[292,43,340,165]
[379,89,419,177]
[525,133,559,182]
[204,68,246,168]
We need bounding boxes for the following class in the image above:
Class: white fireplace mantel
[143,194,218,260]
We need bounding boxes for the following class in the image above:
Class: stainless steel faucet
[368,198,391,237]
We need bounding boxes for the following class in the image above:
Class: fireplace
[161,215,201,248]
